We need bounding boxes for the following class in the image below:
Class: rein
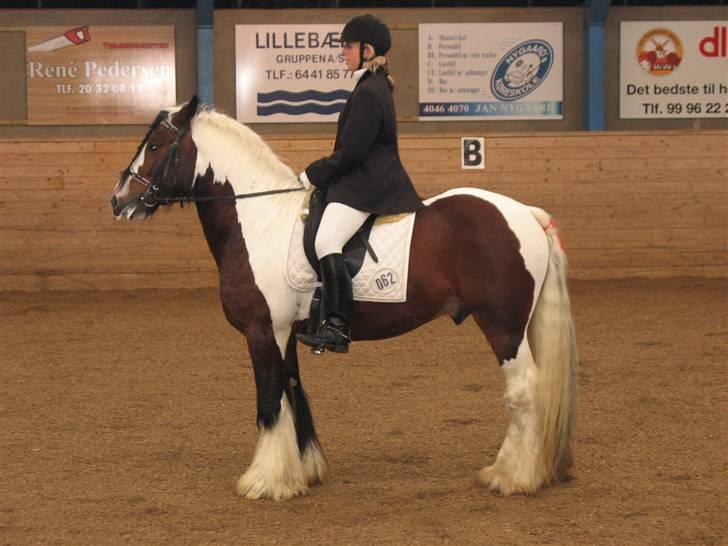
[157,186,305,205]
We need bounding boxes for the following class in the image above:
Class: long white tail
[527,207,578,484]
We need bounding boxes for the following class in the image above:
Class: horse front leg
[236,326,308,501]
[282,328,327,486]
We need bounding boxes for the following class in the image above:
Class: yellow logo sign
[636,28,683,76]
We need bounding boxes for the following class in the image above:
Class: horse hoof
[235,473,309,501]
[478,464,538,496]
[478,464,507,494]
[301,442,328,485]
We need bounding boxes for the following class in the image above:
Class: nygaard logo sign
[636,28,683,75]
[490,39,554,102]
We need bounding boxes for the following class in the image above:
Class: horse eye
[149,143,160,151]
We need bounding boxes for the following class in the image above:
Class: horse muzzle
[110,194,121,215]
[110,193,127,218]
[110,190,147,220]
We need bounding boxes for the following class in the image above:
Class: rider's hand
[299,171,312,190]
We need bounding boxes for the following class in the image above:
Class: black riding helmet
[341,14,391,57]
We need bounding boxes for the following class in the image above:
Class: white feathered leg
[479,340,542,494]
[301,440,327,485]
[236,395,309,500]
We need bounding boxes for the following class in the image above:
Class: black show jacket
[304,70,424,216]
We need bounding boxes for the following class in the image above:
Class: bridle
[131,117,188,208]
[124,113,304,209]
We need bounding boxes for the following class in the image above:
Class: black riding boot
[297,253,352,354]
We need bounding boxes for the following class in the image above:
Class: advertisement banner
[26,26,176,125]
[236,25,357,123]
[418,23,563,121]
[620,21,728,119]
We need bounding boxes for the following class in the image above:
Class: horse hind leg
[476,226,578,495]
[478,334,543,495]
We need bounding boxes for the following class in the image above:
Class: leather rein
[126,116,304,208]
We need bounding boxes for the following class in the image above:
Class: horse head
[110,96,199,220]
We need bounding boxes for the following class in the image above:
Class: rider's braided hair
[367,54,395,91]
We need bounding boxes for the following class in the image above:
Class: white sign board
[418,23,563,121]
[235,25,358,123]
[620,21,728,118]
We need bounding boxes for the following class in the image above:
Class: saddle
[303,188,378,280]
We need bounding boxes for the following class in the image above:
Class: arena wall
[3,6,727,138]
[1,130,726,291]
[1,7,726,290]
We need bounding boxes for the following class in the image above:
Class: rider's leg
[313,202,371,260]
[297,202,369,353]
[316,253,352,343]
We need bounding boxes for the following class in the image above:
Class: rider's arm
[304,85,382,186]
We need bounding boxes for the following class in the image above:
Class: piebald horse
[110,96,577,500]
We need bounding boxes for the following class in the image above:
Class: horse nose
[110,194,120,215]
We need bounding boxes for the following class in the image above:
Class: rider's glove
[299,171,312,190]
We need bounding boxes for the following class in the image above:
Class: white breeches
[314,202,370,259]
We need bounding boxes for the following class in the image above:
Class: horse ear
[177,95,199,127]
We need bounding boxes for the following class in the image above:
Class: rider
[296,14,424,354]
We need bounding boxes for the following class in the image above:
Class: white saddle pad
[285,203,416,303]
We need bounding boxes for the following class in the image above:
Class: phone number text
[641,102,728,116]
[54,83,148,95]
[265,68,357,80]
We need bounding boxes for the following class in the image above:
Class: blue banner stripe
[258,89,351,104]
[419,101,563,117]
[257,102,345,116]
